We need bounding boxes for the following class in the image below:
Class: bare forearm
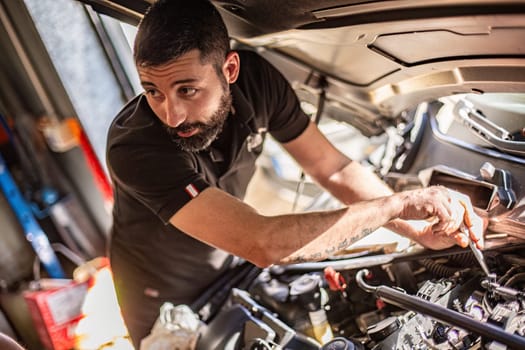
[316,160,393,205]
[284,123,394,205]
[314,160,427,240]
[283,122,423,244]
[267,195,400,265]
[172,184,463,269]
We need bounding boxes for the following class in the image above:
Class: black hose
[418,258,462,278]
[504,272,525,288]
[498,265,520,284]
[191,262,259,322]
[449,251,476,266]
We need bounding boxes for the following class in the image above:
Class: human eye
[144,88,159,97]
[143,88,166,103]
[179,87,198,97]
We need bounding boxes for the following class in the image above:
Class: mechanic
[105,0,484,348]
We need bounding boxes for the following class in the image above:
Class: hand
[430,189,484,249]
[398,186,457,225]
[412,224,458,250]
[397,186,484,249]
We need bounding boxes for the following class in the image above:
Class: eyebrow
[141,78,200,88]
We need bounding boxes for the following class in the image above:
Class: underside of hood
[79,0,525,133]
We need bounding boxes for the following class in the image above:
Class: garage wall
[19,0,142,239]
[0,0,142,263]
[24,0,133,165]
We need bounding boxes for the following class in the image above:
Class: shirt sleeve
[108,126,210,224]
[240,51,310,143]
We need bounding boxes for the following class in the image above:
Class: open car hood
[75,0,525,241]
[79,0,525,136]
[71,2,525,349]
[79,0,525,237]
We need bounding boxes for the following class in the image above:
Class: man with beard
[106,0,484,347]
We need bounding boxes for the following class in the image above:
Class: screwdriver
[465,225,491,276]
[459,201,491,277]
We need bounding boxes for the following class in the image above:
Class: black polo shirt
[106,50,309,342]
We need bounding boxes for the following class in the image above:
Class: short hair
[134,0,230,70]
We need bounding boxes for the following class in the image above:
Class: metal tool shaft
[468,239,491,276]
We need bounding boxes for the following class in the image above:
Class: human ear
[223,51,240,84]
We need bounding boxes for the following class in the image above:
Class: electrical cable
[292,76,327,213]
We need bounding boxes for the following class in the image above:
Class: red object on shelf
[23,280,89,350]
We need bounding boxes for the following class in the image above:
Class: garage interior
[0,0,141,348]
[1,1,304,348]
[2,0,524,349]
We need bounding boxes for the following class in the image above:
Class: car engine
[195,237,525,350]
[194,99,525,350]
[195,161,525,350]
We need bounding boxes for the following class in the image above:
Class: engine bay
[195,157,525,349]
[195,236,525,350]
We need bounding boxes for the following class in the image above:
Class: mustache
[171,122,205,134]
[165,89,232,152]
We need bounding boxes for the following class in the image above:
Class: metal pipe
[355,269,525,349]
[270,252,398,273]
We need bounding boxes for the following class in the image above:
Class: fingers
[436,189,485,249]
[411,224,456,250]
[453,230,469,248]
[424,186,450,226]
[460,201,473,228]
[430,187,460,235]
[400,186,485,250]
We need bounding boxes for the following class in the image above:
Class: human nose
[163,96,186,128]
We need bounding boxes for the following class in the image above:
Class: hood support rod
[356,269,525,349]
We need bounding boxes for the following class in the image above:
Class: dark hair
[134,0,230,71]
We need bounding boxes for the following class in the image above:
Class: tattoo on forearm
[311,252,322,260]
[349,227,374,244]
[284,228,376,264]
[337,238,349,250]
[324,246,336,255]
[286,238,348,264]
[286,254,307,264]
[363,227,374,235]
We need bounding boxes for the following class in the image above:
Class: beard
[166,90,232,152]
